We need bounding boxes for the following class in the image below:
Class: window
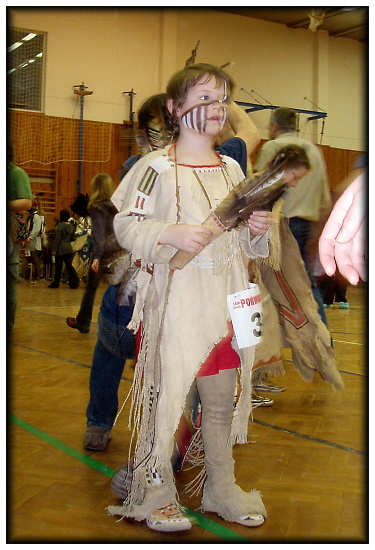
[8,27,46,111]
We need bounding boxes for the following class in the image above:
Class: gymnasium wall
[9,8,165,123]
[9,7,366,225]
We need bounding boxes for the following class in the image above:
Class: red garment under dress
[135,320,240,377]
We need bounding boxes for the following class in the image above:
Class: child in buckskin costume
[107,64,343,533]
[107,63,273,532]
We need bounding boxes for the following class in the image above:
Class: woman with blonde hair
[67,172,117,333]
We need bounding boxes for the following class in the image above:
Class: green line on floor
[10,414,116,478]
[182,507,248,541]
[10,414,249,542]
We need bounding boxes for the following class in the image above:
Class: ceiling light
[28,59,35,63]
[8,68,17,74]
[36,52,43,57]
[8,41,23,52]
[22,32,37,41]
[20,62,29,68]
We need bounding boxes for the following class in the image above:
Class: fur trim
[252,360,285,385]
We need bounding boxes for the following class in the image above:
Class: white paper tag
[227,283,263,349]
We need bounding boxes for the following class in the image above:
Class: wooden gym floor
[8,278,368,543]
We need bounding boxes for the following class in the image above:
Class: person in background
[69,193,92,282]
[255,107,331,326]
[317,266,350,309]
[70,192,91,235]
[43,227,56,281]
[120,93,173,179]
[24,197,45,284]
[82,94,173,448]
[66,173,116,333]
[48,209,79,289]
[7,146,33,330]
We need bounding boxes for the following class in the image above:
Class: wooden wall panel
[11,110,137,225]
[321,145,359,192]
[11,110,363,224]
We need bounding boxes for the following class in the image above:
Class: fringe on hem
[183,466,207,498]
[229,347,254,445]
[252,360,285,385]
[126,270,152,333]
[181,428,204,471]
[257,199,283,271]
[107,482,178,522]
[287,329,344,390]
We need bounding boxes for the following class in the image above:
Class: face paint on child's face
[178,77,228,135]
[181,103,227,133]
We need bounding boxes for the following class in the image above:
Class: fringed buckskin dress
[108,148,269,521]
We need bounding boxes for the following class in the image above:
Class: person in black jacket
[49,209,79,289]
[66,173,116,332]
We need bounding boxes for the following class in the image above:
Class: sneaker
[338,302,349,309]
[251,393,274,408]
[48,283,59,288]
[111,464,133,500]
[83,426,111,451]
[146,504,192,533]
[66,317,89,334]
[323,303,331,309]
[253,382,285,393]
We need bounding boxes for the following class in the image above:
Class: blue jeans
[86,285,135,430]
[289,217,327,326]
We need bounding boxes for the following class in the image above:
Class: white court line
[333,339,363,346]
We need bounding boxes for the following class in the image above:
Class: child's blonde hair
[88,173,114,209]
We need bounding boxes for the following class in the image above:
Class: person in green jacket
[7,146,33,330]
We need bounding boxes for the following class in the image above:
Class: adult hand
[91,259,100,273]
[319,174,365,285]
[248,210,273,236]
[159,224,213,254]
